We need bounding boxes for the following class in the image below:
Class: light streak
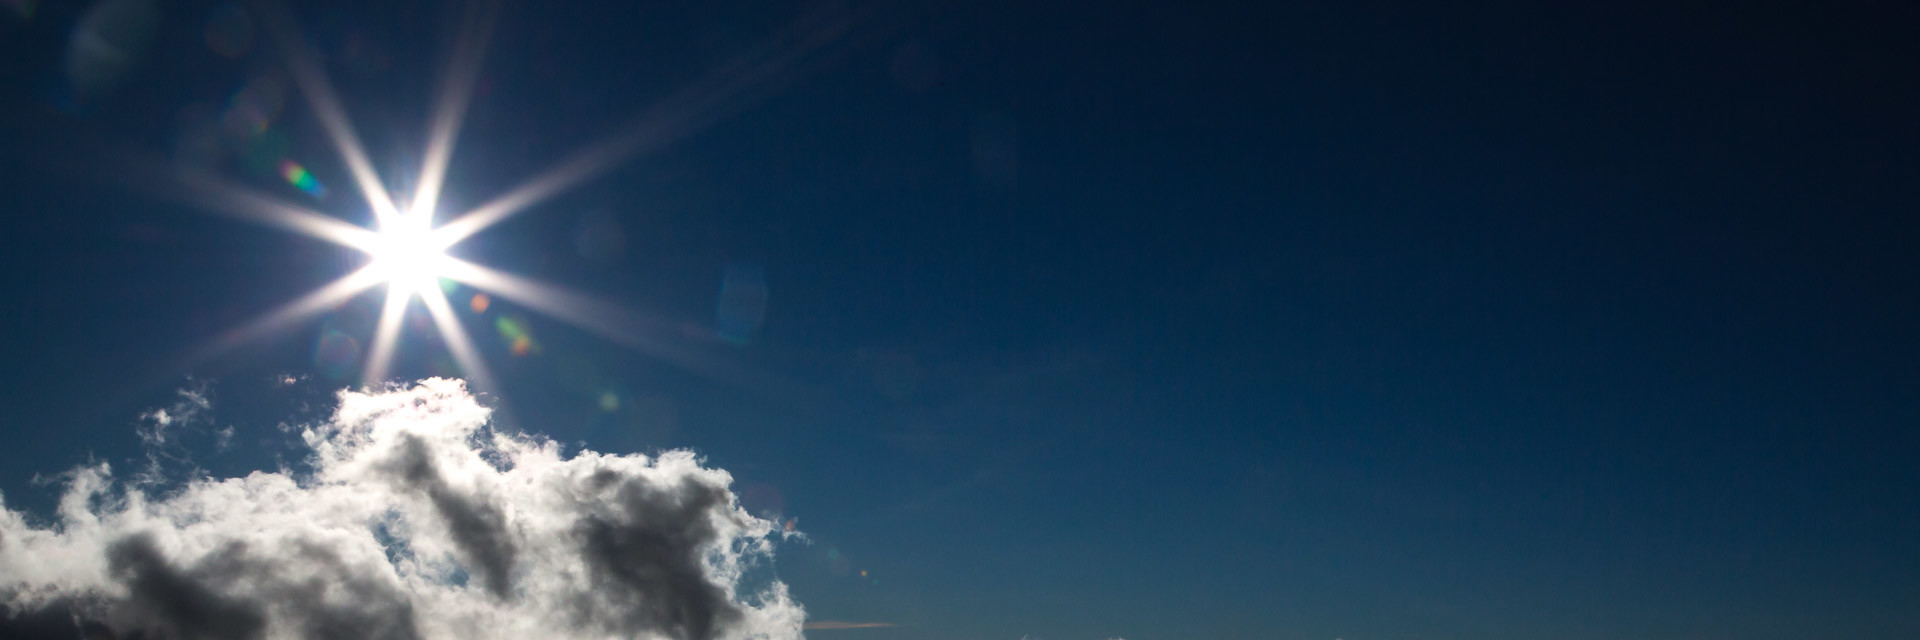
[362,285,411,384]
[420,281,496,391]
[199,265,385,361]
[163,1,881,396]
[256,0,400,223]
[432,2,858,247]
[410,0,499,221]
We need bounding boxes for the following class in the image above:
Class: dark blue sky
[3,1,1918,638]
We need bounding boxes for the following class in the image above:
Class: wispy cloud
[133,380,220,486]
[135,381,213,445]
[0,379,805,640]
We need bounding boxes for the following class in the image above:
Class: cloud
[136,382,213,446]
[803,621,896,630]
[132,381,226,487]
[0,378,804,640]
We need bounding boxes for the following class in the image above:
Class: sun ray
[432,5,859,247]
[419,283,497,392]
[167,166,378,250]
[199,265,385,362]
[362,285,411,384]
[410,0,500,221]
[436,258,742,383]
[170,2,902,397]
[438,258,672,350]
[441,259,829,411]
[64,143,376,250]
[257,0,400,223]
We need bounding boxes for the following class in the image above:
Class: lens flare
[178,0,871,397]
[277,158,326,198]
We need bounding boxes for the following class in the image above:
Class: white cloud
[0,378,803,640]
[133,381,221,487]
[136,382,213,447]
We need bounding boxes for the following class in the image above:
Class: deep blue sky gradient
[3,1,1918,638]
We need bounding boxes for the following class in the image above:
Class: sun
[197,0,829,391]
[365,212,452,297]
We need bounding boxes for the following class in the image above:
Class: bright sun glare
[194,0,833,391]
[366,213,450,296]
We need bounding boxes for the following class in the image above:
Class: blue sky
[2,1,1918,639]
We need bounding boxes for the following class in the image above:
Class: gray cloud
[106,533,268,640]
[0,379,803,640]
[383,434,517,600]
[573,474,742,640]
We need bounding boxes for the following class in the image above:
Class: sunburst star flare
[171,0,853,393]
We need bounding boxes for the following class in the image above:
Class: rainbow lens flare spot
[278,159,327,198]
